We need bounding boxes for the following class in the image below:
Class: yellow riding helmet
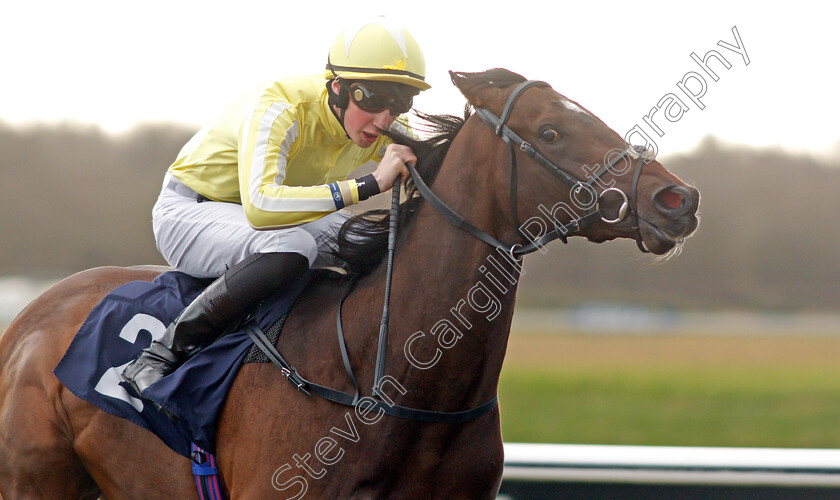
[325,18,431,91]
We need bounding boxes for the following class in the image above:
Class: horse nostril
[655,186,685,211]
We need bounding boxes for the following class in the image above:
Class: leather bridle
[407,79,652,257]
[247,80,657,425]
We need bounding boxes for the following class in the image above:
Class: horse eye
[540,127,559,143]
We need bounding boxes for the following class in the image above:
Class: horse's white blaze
[561,98,589,115]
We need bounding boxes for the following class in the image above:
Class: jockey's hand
[373,144,416,192]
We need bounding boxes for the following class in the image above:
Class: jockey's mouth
[362,131,380,142]
[366,126,391,143]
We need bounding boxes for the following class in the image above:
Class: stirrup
[121,348,178,394]
[121,358,178,421]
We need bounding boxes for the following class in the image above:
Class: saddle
[53,270,309,457]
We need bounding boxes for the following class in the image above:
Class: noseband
[407,79,651,257]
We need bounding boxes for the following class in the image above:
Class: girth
[244,299,499,424]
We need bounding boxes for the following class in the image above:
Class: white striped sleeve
[238,101,358,229]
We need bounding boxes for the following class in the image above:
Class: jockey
[122,18,430,395]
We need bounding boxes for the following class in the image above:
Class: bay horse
[0,68,699,499]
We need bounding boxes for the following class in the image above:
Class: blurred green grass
[499,331,840,448]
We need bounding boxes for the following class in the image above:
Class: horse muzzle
[638,184,700,254]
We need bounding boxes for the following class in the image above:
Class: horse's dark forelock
[327,107,470,277]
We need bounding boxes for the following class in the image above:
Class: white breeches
[152,174,351,278]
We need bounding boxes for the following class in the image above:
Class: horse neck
[378,120,523,407]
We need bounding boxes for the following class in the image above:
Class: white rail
[503,443,840,486]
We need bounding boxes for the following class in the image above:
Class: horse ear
[449,69,528,107]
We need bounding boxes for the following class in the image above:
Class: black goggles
[348,83,414,115]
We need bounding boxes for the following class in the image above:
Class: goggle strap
[349,83,412,114]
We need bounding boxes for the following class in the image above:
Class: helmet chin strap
[326,75,351,139]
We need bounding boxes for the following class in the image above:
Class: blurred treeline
[0,122,837,311]
[0,122,193,275]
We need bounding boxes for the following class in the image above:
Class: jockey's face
[332,80,397,148]
[344,103,395,148]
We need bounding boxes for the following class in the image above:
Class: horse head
[450,68,699,256]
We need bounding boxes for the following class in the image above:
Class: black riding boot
[121,251,310,395]
[121,276,243,395]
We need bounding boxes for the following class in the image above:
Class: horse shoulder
[216,271,368,494]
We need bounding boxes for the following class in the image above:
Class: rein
[246,179,499,424]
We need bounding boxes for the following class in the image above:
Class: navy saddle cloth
[53,270,309,458]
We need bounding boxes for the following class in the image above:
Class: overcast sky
[2,1,836,156]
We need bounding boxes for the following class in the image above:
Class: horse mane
[328,107,471,277]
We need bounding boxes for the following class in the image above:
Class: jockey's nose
[372,109,395,130]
